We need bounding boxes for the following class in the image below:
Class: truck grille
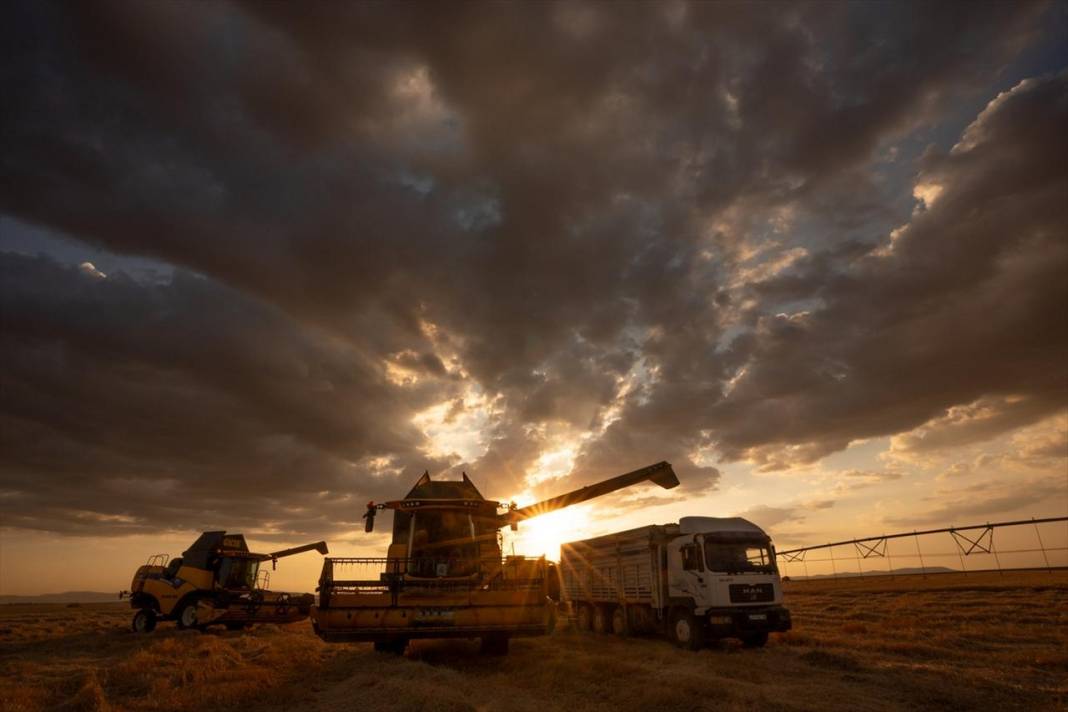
[729,583,774,603]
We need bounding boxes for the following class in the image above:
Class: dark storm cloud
[689,70,1068,469]
[1,1,1064,536]
[0,254,456,535]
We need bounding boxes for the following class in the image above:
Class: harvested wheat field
[1,571,1065,712]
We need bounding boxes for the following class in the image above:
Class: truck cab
[666,517,790,647]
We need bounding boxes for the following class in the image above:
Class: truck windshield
[704,541,775,574]
[218,557,260,589]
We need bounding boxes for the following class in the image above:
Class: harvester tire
[373,639,407,655]
[592,605,609,634]
[132,609,156,633]
[175,601,200,630]
[670,609,705,651]
[741,632,768,648]
[576,604,592,632]
[480,633,510,655]
[225,622,248,632]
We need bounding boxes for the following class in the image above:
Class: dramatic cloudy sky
[2,2,1066,594]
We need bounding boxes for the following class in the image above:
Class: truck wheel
[741,632,768,648]
[611,607,628,636]
[670,609,705,651]
[576,604,592,632]
[480,633,510,655]
[175,601,200,630]
[132,609,156,633]
[592,606,609,634]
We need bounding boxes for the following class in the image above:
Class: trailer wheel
[670,609,705,651]
[576,604,592,632]
[480,633,510,655]
[592,605,609,634]
[611,607,628,636]
[132,609,156,633]
[741,632,768,648]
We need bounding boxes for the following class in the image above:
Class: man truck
[561,517,791,649]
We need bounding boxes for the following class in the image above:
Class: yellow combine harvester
[122,531,327,633]
[312,461,679,654]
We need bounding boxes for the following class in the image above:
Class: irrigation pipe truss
[775,516,1068,578]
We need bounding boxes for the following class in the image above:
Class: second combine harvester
[312,461,679,654]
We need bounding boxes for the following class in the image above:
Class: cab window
[681,544,702,571]
[217,557,259,589]
[704,542,775,574]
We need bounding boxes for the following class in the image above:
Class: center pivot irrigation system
[774,516,1068,580]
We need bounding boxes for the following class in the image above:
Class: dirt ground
[1,570,1065,712]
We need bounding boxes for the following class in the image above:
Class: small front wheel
[175,601,200,630]
[132,609,157,633]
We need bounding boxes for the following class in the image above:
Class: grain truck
[312,461,680,654]
[561,517,791,649]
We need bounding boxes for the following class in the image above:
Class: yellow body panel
[138,577,198,615]
[175,565,214,589]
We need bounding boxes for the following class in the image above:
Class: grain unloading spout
[259,541,329,565]
[497,461,679,528]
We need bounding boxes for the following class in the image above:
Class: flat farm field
[2,570,1065,712]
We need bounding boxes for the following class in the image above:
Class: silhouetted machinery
[311,462,679,654]
[122,531,328,633]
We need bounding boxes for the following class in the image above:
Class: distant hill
[0,591,121,604]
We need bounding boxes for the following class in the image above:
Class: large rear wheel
[132,609,156,633]
[670,609,705,651]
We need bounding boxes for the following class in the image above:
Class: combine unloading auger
[313,461,679,653]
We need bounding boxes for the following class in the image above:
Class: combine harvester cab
[123,531,328,633]
[312,461,680,654]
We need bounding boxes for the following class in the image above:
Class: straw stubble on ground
[1,570,1064,712]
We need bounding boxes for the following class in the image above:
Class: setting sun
[504,501,592,560]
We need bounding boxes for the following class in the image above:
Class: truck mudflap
[705,605,791,635]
